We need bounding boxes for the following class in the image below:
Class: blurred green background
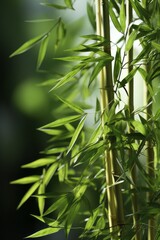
[1,1,91,239]
[2,2,160,240]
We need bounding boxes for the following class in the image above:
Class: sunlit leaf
[17,181,40,209]
[130,0,149,20]
[38,183,45,215]
[65,201,80,237]
[64,0,74,10]
[109,2,122,32]
[89,60,111,86]
[10,176,40,184]
[85,207,99,230]
[125,29,137,52]
[67,114,87,154]
[37,35,49,69]
[43,163,58,186]
[41,3,67,9]
[45,147,66,155]
[58,163,68,182]
[131,120,147,136]
[56,96,84,114]
[21,158,56,168]
[120,0,126,33]
[44,194,68,216]
[88,123,102,145]
[26,223,60,238]
[120,67,139,87]
[10,34,45,57]
[151,41,160,52]
[40,115,82,129]
[87,2,96,30]
[50,66,83,91]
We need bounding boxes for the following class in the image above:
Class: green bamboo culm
[126,2,141,239]
[96,0,125,238]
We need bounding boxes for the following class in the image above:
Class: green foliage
[11,1,160,240]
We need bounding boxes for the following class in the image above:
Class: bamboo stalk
[146,64,156,240]
[126,2,141,239]
[96,0,125,237]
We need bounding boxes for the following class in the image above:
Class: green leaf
[120,67,138,87]
[65,201,80,237]
[85,207,99,230]
[151,41,160,52]
[55,20,66,48]
[17,181,40,209]
[125,30,137,52]
[50,66,82,91]
[21,158,56,168]
[87,2,96,30]
[10,34,45,57]
[44,194,68,216]
[131,120,147,135]
[56,96,84,114]
[114,47,121,82]
[138,67,147,80]
[64,0,74,9]
[37,35,49,69]
[43,163,58,186]
[67,115,87,154]
[58,164,68,182]
[89,60,109,86]
[88,123,102,145]
[130,0,149,21]
[10,176,40,184]
[109,2,122,32]
[26,223,60,238]
[40,115,82,129]
[38,183,45,215]
[45,147,66,155]
[41,3,67,9]
[120,0,126,33]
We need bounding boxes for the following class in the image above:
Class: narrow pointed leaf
[89,61,107,86]
[44,195,68,216]
[67,114,87,154]
[26,225,60,238]
[50,67,81,91]
[10,34,45,57]
[38,183,45,215]
[37,35,49,69]
[21,158,56,168]
[114,47,121,82]
[10,176,40,184]
[17,181,40,209]
[109,2,122,32]
[151,41,160,52]
[120,0,126,33]
[41,3,67,9]
[40,115,82,129]
[64,0,74,9]
[56,96,84,114]
[43,163,58,186]
[125,30,137,52]
[120,67,138,87]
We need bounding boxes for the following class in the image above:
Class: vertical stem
[96,0,125,237]
[126,2,141,239]
[147,65,156,240]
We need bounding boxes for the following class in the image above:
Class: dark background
[1,1,89,239]
[1,1,54,239]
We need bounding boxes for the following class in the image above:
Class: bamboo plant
[10,1,160,239]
